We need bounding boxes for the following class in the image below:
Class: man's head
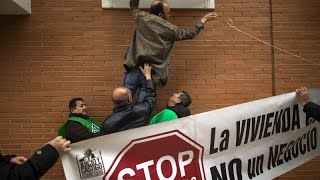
[69,97,87,115]
[167,91,192,108]
[150,0,171,20]
[112,87,133,106]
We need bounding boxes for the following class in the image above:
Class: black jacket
[304,101,320,121]
[0,144,59,180]
[103,80,156,134]
[167,105,191,118]
[65,120,105,143]
[65,113,105,143]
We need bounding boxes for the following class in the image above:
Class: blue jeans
[123,67,146,103]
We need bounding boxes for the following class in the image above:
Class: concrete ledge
[0,0,31,15]
[102,0,215,9]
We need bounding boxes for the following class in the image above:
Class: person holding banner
[123,0,218,102]
[150,90,192,124]
[0,136,70,180]
[103,63,156,134]
[296,87,320,121]
[58,97,104,143]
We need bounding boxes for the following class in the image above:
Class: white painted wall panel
[102,0,215,9]
[0,0,31,14]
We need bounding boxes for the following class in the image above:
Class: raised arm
[139,63,152,81]
[296,87,320,121]
[130,0,140,11]
[201,12,218,24]
[173,12,218,41]
[140,63,156,114]
[130,0,143,20]
[296,87,310,106]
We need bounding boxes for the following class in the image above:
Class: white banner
[62,89,320,180]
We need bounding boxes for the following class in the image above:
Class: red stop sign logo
[104,130,205,180]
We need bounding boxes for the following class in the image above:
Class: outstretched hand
[296,87,310,106]
[139,63,152,80]
[48,136,71,156]
[201,12,218,24]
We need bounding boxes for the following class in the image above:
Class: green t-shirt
[149,109,178,125]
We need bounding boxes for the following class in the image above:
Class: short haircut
[112,88,131,106]
[150,1,165,16]
[178,91,192,107]
[69,97,84,112]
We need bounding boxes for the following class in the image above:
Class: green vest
[58,117,101,138]
[149,109,178,125]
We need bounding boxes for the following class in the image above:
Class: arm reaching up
[296,87,320,121]
[130,0,140,10]
[201,12,218,24]
[296,87,310,106]
[139,63,152,80]
[173,12,218,41]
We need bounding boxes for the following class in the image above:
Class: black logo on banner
[76,148,105,179]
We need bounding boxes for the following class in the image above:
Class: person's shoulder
[155,17,177,29]
[155,109,178,123]
[141,14,176,30]
[134,9,152,21]
[65,120,83,128]
[152,109,177,119]
[134,9,147,16]
[134,101,150,111]
[162,109,178,116]
[305,101,320,109]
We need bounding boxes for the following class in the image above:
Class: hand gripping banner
[61,89,320,180]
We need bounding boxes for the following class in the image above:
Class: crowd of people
[1,0,319,179]
[58,0,218,143]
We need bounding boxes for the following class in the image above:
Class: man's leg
[123,67,141,98]
[136,71,146,103]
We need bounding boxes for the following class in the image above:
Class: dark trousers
[123,67,146,103]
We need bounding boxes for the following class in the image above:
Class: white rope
[227,19,320,66]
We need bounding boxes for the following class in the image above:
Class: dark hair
[178,91,192,107]
[150,1,164,16]
[69,97,84,112]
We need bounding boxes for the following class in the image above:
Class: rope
[227,19,320,66]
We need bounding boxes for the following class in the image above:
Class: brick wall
[0,0,319,179]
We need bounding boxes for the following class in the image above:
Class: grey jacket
[124,0,204,87]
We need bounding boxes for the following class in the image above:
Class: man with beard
[58,97,103,143]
